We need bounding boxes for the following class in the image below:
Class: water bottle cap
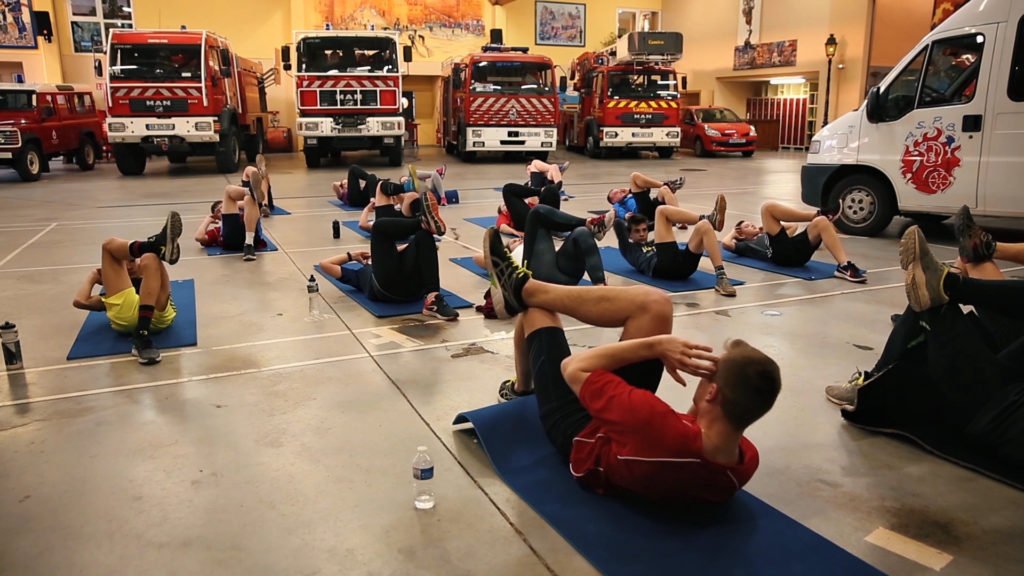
[308,274,315,282]
[0,321,14,330]
[417,446,428,452]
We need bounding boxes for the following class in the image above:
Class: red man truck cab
[0,83,104,182]
[440,45,558,162]
[560,32,684,159]
[281,30,410,168]
[100,28,274,176]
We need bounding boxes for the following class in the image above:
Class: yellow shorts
[102,287,177,334]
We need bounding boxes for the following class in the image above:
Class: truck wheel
[831,173,896,237]
[304,148,321,168]
[694,138,710,158]
[244,126,265,163]
[656,147,675,159]
[457,129,476,162]
[14,143,43,182]
[76,138,99,171]
[114,144,147,176]
[388,145,403,166]
[167,153,188,164]
[215,127,242,173]
[585,134,603,159]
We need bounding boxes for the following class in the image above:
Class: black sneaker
[953,205,995,263]
[899,225,949,312]
[664,176,686,192]
[497,378,533,402]
[242,243,257,261]
[702,194,728,232]
[419,179,446,236]
[483,227,531,319]
[147,211,183,265]
[585,210,615,241]
[541,180,563,199]
[835,261,868,283]
[423,293,459,321]
[131,331,162,365]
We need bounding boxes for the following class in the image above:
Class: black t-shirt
[613,219,657,276]
[732,234,772,261]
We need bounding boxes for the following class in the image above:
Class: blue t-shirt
[613,196,639,220]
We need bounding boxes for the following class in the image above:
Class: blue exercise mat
[464,216,518,238]
[598,247,745,292]
[342,220,373,240]
[450,256,593,286]
[314,265,472,318]
[269,206,291,216]
[720,248,843,281]
[204,237,278,256]
[328,199,365,212]
[453,399,882,576]
[67,279,198,360]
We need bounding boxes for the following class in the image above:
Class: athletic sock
[136,304,155,335]
[128,240,158,258]
[245,232,255,246]
[715,265,727,278]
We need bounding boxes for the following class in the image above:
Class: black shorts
[221,213,245,251]
[529,171,552,189]
[651,242,702,280]
[768,229,819,267]
[529,326,665,460]
[632,188,666,222]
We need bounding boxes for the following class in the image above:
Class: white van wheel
[832,173,895,237]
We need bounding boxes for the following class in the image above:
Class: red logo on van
[899,127,962,195]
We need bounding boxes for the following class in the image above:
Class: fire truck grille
[0,129,20,147]
[467,97,556,126]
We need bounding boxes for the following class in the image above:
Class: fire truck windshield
[470,61,552,95]
[109,44,203,80]
[0,91,35,110]
[298,36,399,74]
[607,71,678,100]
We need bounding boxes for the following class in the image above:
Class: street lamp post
[823,33,838,127]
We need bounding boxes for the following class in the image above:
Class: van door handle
[963,114,983,133]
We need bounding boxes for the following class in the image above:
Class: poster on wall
[310,0,485,63]
[734,39,798,71]
[536,1,585,47]
[738,0,761,47]
[932,0,969,29]
[0,0,37,49]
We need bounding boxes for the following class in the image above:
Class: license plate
[510,131,540,138]
[729,138,746,144]
[147,123,175,131]
[632,132,654,138]
[0,152,12,159]
[337,126,362,134]
[154,137,169,146]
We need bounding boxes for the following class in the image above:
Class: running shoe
[248,170,265,206]
[835,261,868,283]
[131,332,162,365]
[585,210,615,241]
[419,180,446,236]
[557,160,570,174]
[255,153,267,177]
[147,211,182,265]
[423,293,459,321]
[483,227,531,319]
[899,226,949,312]
[242,243,257,261]
[825,369,866,407]
[703,194,728,232]
[664,176,686,192]
[954,205,995,263]
[497,378,533,402]
[715,275,737,297]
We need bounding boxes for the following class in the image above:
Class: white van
[802,0,1024,236]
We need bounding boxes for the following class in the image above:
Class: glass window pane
[919,34,984,108]
[881,49,926,121]
[1009,17,1024,101]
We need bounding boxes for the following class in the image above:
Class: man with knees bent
[481,227,782,503]
[612,195,738,297]
[607,171,686,228]
[73,212,183,365]
[722,201,867,282]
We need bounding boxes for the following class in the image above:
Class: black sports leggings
[370,217,439,300]
[522,205,605,285]
[347,165,405,207]
[502,183,561,232]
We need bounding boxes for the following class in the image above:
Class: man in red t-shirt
[482,226,782,504]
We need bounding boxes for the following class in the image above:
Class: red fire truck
[281,31,410,168]
[560,32,684,159]
[439,45,558,162]
[99,28,275,176]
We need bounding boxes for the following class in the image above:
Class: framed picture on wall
[69,0,134,53]
[536,1,585,47]
[1,0,38,49]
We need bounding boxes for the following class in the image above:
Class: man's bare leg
[994,243,1024,265]
[136,253,170,312]
[805,217,850,264]
[527,159,563,183]
[510,315,536,394]
[359,202,375,231]
[100,238,136,297]
[760,201,816,236]
[655,185,680,207]
[629,171,666,192]
[653,204,702,243]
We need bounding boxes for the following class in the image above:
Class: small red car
[0,83,105,182]
[680,106,757,157]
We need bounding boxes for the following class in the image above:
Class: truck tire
[831,173,896,237]
[694,138,711,158]
[656,147,675,159]
[387,145,403,166]
[304,148,321,168]
[167,153,188,164]
[14,143,43,182]
[76,138,99,171]
[458,128,476,162]
[585,133,603,159]
[114,143,147,176]
[215,127,242,174]
[244,125,265,163]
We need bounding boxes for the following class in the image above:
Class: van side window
[55,94,70,114]
[74,94,94,114]
[881,50,926,121]
[1009,17,1024,101]
[919,34,984,108]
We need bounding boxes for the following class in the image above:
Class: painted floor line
[864,527,953,571]
[0,223,57,268]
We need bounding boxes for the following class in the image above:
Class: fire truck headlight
[195,122,213,132]
[544,129,555,139]
[302,122,320,132]
[380,121,396,132]
[605,131,618,139]
[667,130,680,139]
[471,129,483,139]
[108,122,126,133]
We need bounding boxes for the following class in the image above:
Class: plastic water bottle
[306,275,324,321]
[412,446,435,509]
[1,321,23,370]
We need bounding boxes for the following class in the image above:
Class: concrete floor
[0,147,1021,575]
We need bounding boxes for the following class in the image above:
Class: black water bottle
[332,219,341,239]
[1,321,23,370]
